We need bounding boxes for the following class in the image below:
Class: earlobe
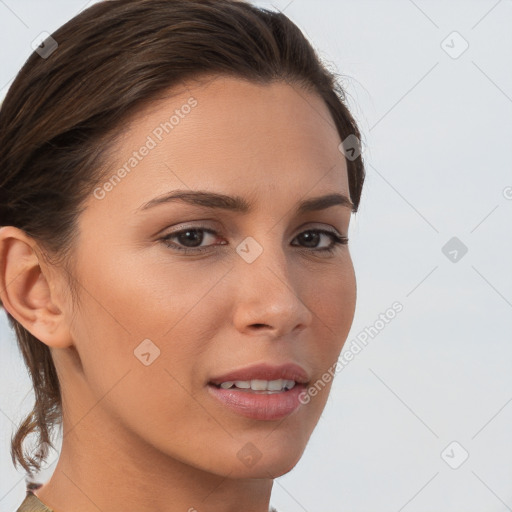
[0,226,73,348]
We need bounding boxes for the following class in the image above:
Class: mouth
[208,361,309,387]
[209,378,299,394]
[206,363,310,420]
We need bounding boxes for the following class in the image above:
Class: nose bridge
[236,230,290,288]
[232,232,313,336]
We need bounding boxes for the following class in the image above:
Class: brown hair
[0,0,365,476]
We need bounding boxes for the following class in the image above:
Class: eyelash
[160,227,348,255]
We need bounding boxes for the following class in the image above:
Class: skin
[0,76,356,512]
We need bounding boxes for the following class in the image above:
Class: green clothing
[17,488,280,512]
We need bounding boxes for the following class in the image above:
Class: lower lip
[207,383,306,421]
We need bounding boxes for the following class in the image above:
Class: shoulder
[16,489,54,512]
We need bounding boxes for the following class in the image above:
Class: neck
[34,408,274,512]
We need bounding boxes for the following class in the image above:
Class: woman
[0,1,365,511]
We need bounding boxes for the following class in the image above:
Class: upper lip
[208,362,310,386]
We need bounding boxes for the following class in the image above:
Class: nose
[231,238,314,340]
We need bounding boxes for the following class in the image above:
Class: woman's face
[57,76,356,478]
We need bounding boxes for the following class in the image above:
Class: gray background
[1,1,511,511]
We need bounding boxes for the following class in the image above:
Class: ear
[0,226,73,348]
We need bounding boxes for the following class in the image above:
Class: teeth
[218,379,296,391]
[267,379,284,391]
[284,380,296,390]
[251,379,267,391]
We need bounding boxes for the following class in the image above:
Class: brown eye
[161,227,226,253]
[292,229,348,253]
[172,229,206,248]
[160,227,347,255]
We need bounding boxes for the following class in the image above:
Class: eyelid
[159,221,346,240]
[159,223,348,255]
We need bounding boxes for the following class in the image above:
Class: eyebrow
[138,190,354,214]
[138,190,354,215]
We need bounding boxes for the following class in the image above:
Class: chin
[241,449,305,479]
[222,428,311,479]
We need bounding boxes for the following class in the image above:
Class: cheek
[68,253,227,400]
[308,257,357,350]
[296,264,355,421]
[67,285,215,446]
[75,245,231,340]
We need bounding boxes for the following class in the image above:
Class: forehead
[91,76,349,212]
